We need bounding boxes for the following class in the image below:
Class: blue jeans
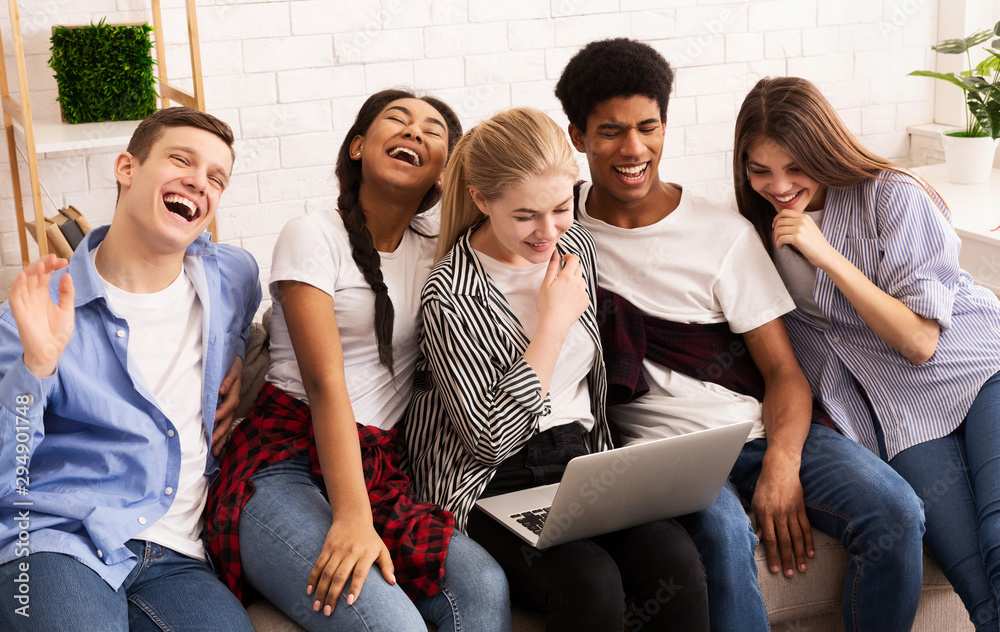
[677,423,925,632]
[239,454,512,632]
[887,370,1000,631]
[0,539,253,632]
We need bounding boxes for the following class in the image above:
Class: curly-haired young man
[556,38,926,632]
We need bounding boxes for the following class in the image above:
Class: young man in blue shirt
[0,107,261,631]
[556,38,926,632]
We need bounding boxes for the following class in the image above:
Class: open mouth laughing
[614,162,648,182]
[388,146,421,167]
[163,194,200,222]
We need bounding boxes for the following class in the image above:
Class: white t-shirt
[95,251,208,561]
[267,209,436,430]
[772,209,830,328]
[474,251,596,433]
[576,182,795,444]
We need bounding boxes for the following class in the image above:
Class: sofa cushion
[236,312,271,421]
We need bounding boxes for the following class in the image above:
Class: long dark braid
[334,89,462,374]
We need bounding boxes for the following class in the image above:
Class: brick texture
[0,0,942,301]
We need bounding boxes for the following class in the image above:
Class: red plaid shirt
[206,383,454,603]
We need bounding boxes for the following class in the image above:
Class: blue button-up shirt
[0,226,261,587]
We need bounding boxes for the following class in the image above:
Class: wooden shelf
[13,116,141,154]
[0,0,213,266]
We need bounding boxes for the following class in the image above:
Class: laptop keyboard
[511,507,550,535]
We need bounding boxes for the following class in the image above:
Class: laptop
[475,420,754,549]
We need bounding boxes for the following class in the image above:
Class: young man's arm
[211,356,243,456]
[0,256,74,494]
[744,317,815,577]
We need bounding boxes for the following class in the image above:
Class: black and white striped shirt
[404,221,613,531]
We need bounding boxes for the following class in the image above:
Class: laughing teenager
[555,38,927,632]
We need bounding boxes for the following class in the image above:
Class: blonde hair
[436,107,579,261]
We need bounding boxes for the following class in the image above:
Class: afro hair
[555,38,674,132]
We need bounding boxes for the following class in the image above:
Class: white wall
[0,0,940,306]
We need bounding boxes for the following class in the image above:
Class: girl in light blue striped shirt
[735,76,1000,631]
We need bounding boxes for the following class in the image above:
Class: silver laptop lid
[534,420,754,548]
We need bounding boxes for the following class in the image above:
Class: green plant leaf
[976,53,1000,74]
[933,29,993,54]
[968,95,1000,138]
[963,75,990,88]
[964,29,993,49]
[909,70,971,91]
[932,40,971,55]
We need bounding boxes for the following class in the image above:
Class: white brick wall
[0,0,943,304]
[242,36,334,73]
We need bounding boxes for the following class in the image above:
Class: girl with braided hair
[208,90,511,632]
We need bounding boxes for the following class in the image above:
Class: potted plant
[48,19,157,124]
[911,20,1000,184]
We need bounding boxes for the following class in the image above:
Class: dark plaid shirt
[597,287,834,428]
[206,383,454,604]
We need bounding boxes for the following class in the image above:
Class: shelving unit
[0,0,216,266]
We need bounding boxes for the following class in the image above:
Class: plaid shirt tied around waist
[207,383,454,603]
[597,286,833,428]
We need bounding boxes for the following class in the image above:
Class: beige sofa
[237,317,971,632]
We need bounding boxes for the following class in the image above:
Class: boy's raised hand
[9,254,75,378]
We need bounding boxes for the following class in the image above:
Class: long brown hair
[335,89,461,374]
[437,107,579,261]
[733,76,947,257]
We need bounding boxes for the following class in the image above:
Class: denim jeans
[239,454,512,632]
[0,539,254,632]
[887,370,1000,631]
[677,422,926,632]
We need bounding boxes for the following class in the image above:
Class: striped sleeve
[404,221,614,528]
[419,280,544,468]
[874,174,961,330]
[788,174,1000,460]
